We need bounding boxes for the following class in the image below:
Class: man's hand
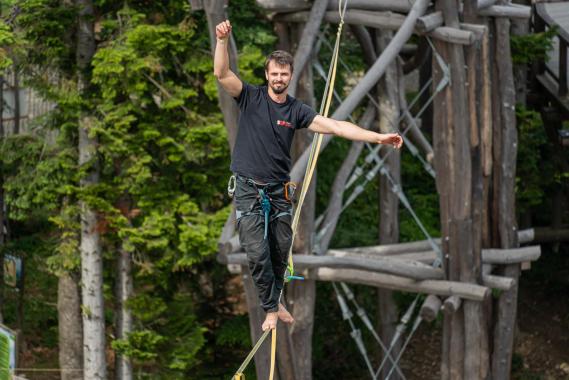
[381,133,403,149]
[216,20,232,41]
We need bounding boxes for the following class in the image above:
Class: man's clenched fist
[216,19,232,41]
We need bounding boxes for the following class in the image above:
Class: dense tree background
[0,0,567,379]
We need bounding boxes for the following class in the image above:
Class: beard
[270,81,289,94]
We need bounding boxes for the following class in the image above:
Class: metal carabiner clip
[227,175,236,198]
[284,181,297,201]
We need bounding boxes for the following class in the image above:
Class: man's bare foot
[278,304,294,324]
[262,312,278,331]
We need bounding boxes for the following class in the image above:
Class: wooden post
[559,38,567,97]
[376,27,402,379]
[491,1,521,377]
[287,22,316,380]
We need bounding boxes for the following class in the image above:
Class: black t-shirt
[230,81,318,182]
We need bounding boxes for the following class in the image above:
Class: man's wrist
[217,37,228,44]
[377,134,385,145]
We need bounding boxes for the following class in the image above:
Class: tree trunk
[13,69,20,135]
[58,273,84,380]
[375,28,402,380]
[76,0,106,378]
[115,243,133,380]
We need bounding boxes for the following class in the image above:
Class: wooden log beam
[328,248,438,264]
[482,245,541,264]
[478,5,531,19]
[420,295,442,322]
[519,227,569,243]
[482,273,515,291]
[310,268,491,301]
[220,252,445,280]
[255,0,311,12]
[328,0,414,13]
[416,11,443,34]
[442,295,462,314]
[257,0,415,13]
[429,26,476,45]
[477,0,497,9]
[275,10,406,31]
[345,238,441,255]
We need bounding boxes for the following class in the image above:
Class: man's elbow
[213,70,223,80]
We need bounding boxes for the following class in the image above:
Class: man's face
[265,61,292,95]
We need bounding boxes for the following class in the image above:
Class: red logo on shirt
[277,120,293,129]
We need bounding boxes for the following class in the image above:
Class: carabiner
[227,175,236,198]
[284,181,297,201]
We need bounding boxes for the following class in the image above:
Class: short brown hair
[264,50,294,73]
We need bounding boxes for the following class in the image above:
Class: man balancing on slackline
[214,19,403,331]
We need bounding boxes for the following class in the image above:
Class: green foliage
[14,0,77,73]
[511,27,556,65]
[215,314,251,348]
[0,20,15,72]
[515,106,553,214]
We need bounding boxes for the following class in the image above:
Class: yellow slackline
[231,2,348,379]
[268,328,277,380]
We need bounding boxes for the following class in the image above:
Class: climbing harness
[231,1,349,379]
[233,177,291,241]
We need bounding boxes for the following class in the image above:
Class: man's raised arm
[213,20,242,98]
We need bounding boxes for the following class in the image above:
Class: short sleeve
[296,103,318,130]
[234,81,258,111]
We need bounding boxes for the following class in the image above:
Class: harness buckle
[227,175,236,198]
[284,181,297,201]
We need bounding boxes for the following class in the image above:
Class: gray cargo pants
[234,175,292,313]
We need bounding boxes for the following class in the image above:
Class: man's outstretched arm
[308,115,403,148]
[213,19,242,98]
